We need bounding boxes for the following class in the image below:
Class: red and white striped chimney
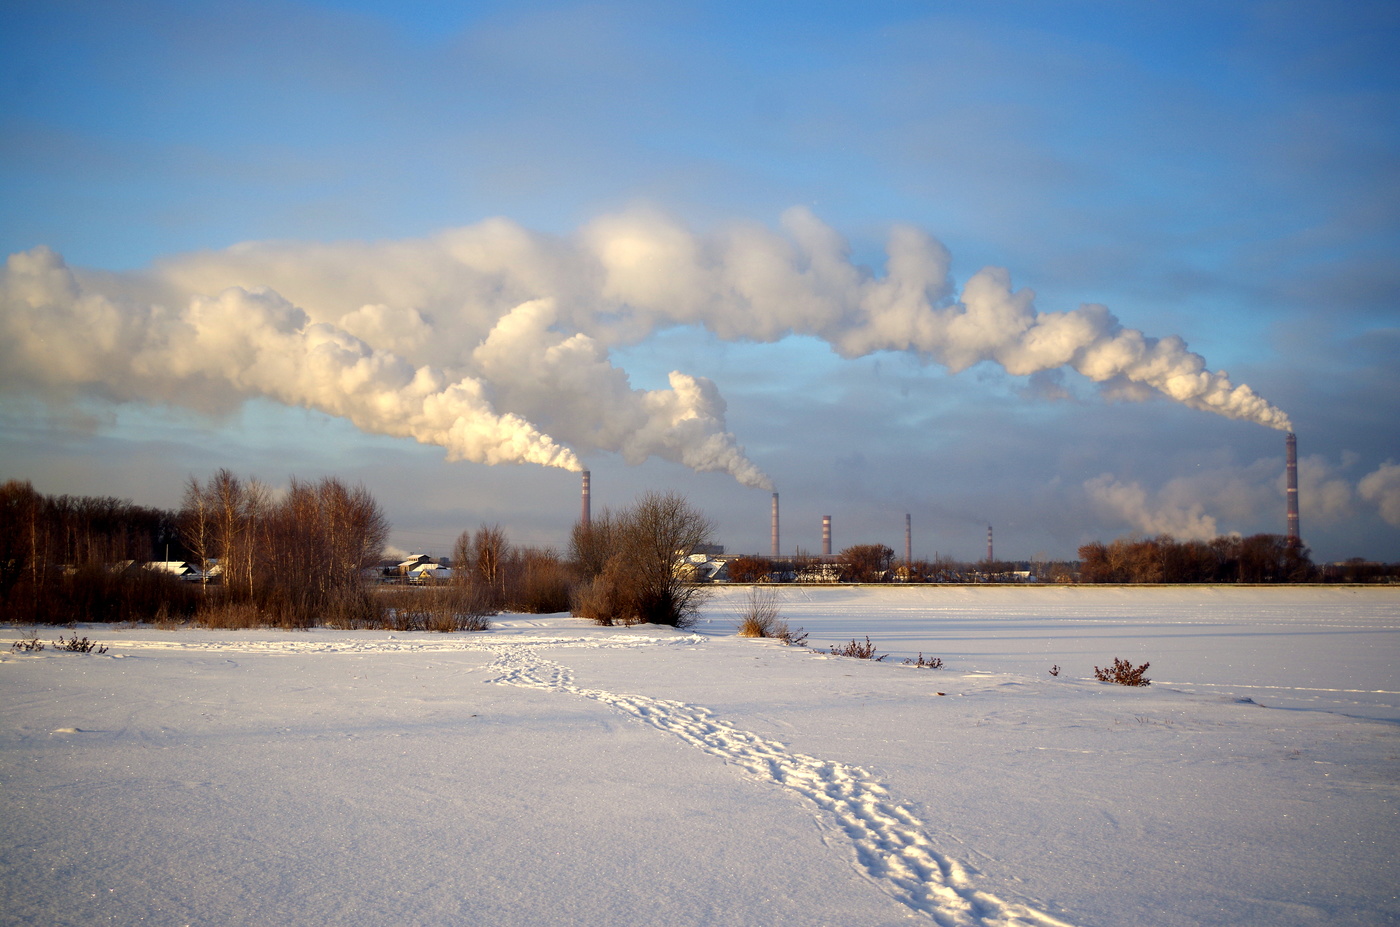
[821,515,832,558]
[580,470,591,528]
[1286,432,1300,547]
[771,492,780,558]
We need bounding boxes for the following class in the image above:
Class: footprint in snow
[478,640,1073,927]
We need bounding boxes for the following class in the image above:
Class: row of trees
[1,479,192,624]
[1077,534,1314,584]
[180,470,391,624]
[1,474,716,628]
[449,524,573,615]
[722,547,1055,584]
[5,469,1392,627]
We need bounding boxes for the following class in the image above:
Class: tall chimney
[581,470,591,528]
[987,525,993,563]
[771,493,780,558]
[1286,432,1300,548]
[905,513,912,565]
[822,515,832,558]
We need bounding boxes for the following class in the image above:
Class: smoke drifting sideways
[0,208,1291,490]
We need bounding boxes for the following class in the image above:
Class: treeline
[1,479,194,624]
[722,545,1060,584]
[724,535,1397,584]
[0,473,715,629]
[1,472,394,626]
[449,523,573,616]
[1077,534,1316,583]
[180,469,390,626]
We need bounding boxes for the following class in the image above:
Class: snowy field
[2,585,1396,927]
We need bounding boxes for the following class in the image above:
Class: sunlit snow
[2,586,1396,926]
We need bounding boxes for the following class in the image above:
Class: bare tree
[180,476,212,588]
[572,490,715,628]
[838,544,895,582]
[450,523,512,610]
[726,555,773,584]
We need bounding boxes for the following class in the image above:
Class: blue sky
[2,0,1398,563]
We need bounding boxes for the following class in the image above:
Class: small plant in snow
[775,624,808,647]
[825,636,887,661]
[1094,657,1150,686]
[10,631,44,653]
[903,653,943,669]
[53,635,107,654]
[1049,664,1060,677]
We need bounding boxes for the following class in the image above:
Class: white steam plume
[1359,462,1400,527]
[0,248,580,471]
[1084,474,1220,540]
[2,208,1291,488]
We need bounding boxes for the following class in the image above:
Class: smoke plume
[1,209,1292,487]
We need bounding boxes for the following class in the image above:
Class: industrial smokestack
[987,525,993,563]
[771,493,780,558]
[905,513,912,565]
[1286,432,1300,548]
[822,515,832,558]
[581,470,591,528]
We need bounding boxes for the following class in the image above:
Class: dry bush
[733,587,808,646]
[735,586,781,637]
[321,587,387,629]
[569,491,714,628]
[775,624,808,647]
[1094,657,1151,686]
[195,601,266,629]
[570,565,628,627]
[513,551,574,614]
[377,586,490,632]
[53,635,107,653]
[903,652,943,669]
[825,636,887,661]
[10,630,44,652]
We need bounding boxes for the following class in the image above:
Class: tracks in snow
[480,639,1073,927]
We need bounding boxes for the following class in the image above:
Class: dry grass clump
[735,587,807,646]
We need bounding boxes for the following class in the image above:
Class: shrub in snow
[378,587,491,632]
[53,635,107,653]
[903,653,943,669]
[1094,657,1151,686]
[735,587,808,646]
[825,636,887,661]
[10,631,44,653]
[569,491,715,628]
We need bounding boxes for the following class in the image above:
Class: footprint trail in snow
[479,639,1074,927]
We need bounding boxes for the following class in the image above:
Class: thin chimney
[1286,432,1301,548]
[771,493,780,559]
[987,525,993,563]
[822,515,832,558]
[581,470,591,528]
[905,513,912,565]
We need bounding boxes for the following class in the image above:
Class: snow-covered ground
[2,586,1396,927]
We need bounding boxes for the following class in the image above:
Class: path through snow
[478,637,1074,927]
